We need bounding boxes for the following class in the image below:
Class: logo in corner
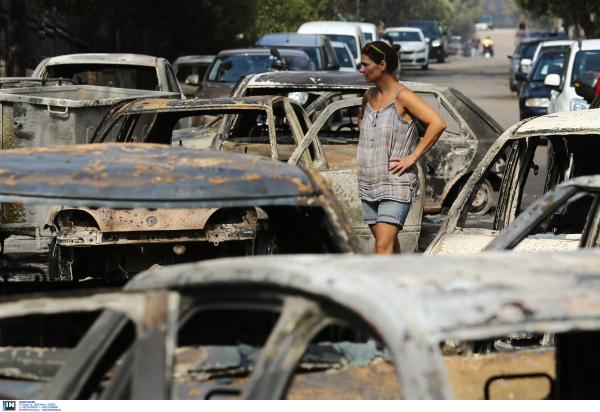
[2,401,15,411]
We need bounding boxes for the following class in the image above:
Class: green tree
[253,0,337,38]
[514,0,600,37]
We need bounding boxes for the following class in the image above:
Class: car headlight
[432,40,441,47]
[525,98,550,107]
[569,98,590,111]
[416,49,426,53]
[287,92,309,105]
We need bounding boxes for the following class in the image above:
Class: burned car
[231,71,506,215]
[0,144,359,282]
[92,95,424,253]
[486,175,600,252]
[1,251,600,399]
[426,109,600,255]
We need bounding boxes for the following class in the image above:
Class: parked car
[297,21,366,68]
[425,108,600,255]
[530,40,574,65]
[172,55,215,98]
[518,51,567,120]
[254,33,339,71]
[405,20,448,63]
[0,142,360,282]
[2,250,600,399]
[448,36,465,56]
[330,41,357,72]
[232,71,506,215]
[32,53,185,99]
[475,14,493,31]
[91,95,424,253]
[546,39,600,113]
[194,48,314,101]
[357,22,378,43]
[508,39,543,92]
[385,27,429,70]
[486,175,600,252]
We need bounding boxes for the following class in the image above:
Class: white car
[330,41,357,72]
[384,27,429,69]
[298,21,366,68]
[546,39,600,113]
[356,22,378,43]
[531,39,574,64]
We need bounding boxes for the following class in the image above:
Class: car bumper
[400,51,428,66]
[520,105,547,120]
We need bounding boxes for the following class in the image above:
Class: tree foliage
[514,0,600,37]
[253,0,337,37]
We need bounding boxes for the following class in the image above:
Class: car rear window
[44,63,159,90]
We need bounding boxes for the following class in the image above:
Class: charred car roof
[0,143,319,209]
[513,109,600,137]
[117,95,285,114]
[42,53,160,67]
[127,250,600,340]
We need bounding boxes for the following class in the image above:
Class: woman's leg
[369,222,401,254]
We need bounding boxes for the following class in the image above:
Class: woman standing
[357,41,446,254]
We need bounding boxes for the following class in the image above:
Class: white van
[298,21,366,68]
[356,22,378,43]
[545,39,600,113]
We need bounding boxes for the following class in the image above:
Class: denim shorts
[362,199,411,228]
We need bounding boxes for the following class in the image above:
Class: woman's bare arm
[389,89,446,175]
[357,88,374,130]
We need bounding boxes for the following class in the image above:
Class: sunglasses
[365,43,386,61]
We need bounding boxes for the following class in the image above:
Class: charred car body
[230,71,506,215]
[1,251,600,399]
[93,95,423,253]
[426,109,600,255]
[0,144,359,282]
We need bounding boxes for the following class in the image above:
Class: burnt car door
[0,290,178,400]
[291,97,424,253]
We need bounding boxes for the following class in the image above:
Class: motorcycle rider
[482,36,494,57]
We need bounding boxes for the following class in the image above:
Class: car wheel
[469,179,494,215]
[437,54,445,63]
[421,64,429,70]
[49,238,74,281]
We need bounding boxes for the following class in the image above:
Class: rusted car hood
[0,144,316,209]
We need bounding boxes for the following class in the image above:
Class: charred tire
[469,179,494,215]
[254,234,279,255]
[49,238,74,282]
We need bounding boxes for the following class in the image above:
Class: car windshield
[363,33,373,42]
[571,50,600,85]
[44,63,159,90]
[208,54,313,82]
[333,46,354,68]
[405,22,437,37]
[531,53,565,82]
[387,31,422,42]
[325,35,357,58]
[521,42,540,59]
[175,64,210,82]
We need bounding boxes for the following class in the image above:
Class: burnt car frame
[486,175,600,252]
[0,144,359,282]
[92,95,423,253]
[426,109,600,255]
[2,251,600,399]
[230,71,506,215]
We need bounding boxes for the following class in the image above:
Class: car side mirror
[271,59,285,71]
[575,71,600,103]
[544,73,561,90]
[508,54,513,59]
[186,74,199,85]
[327,62,340,71]
[520,58,532,67]
[515,72,528,82]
